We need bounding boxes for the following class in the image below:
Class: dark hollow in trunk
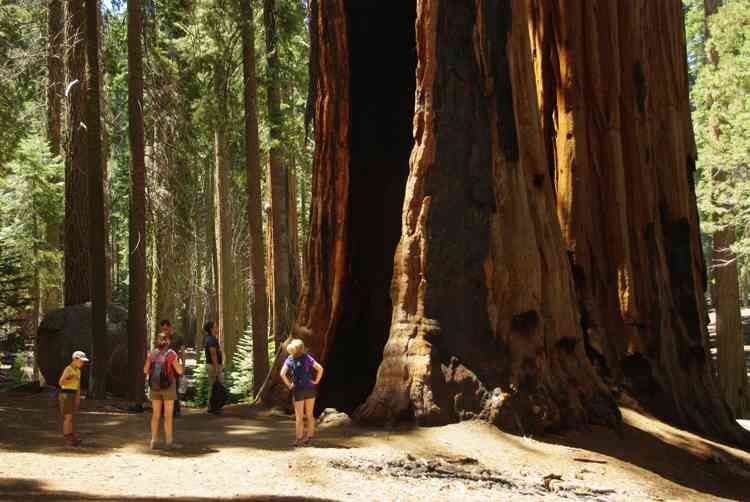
[317,0,417,414]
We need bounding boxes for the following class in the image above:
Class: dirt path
[1,390,749,501]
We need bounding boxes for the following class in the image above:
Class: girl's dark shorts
[293,387,317,402]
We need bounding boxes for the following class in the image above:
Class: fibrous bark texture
[213,61,239,362]
[260,0,748,443]
[526,0,746,440]
[85,0,107,399]
[354,0,617,432]
[127,0,147,405]
[264,0,297,346]
[64,0,91,307]
[242,0,269,395]
[45,0,64,316]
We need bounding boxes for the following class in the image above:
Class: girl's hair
[203,320,214,334]
[287,339,304,357]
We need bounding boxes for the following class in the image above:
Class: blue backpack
[290,355,313,388]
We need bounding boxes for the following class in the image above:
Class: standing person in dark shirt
[160,320,185,417]
[203,320,224,414]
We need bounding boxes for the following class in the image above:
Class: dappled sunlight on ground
[1,392,749,501]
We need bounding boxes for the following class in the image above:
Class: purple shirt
[285,354,317,390]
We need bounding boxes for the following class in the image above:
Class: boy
[58,351,89,446]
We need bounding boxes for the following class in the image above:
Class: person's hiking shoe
[149,439,158,450]
[164,442,182,450]
[292,439,303,447]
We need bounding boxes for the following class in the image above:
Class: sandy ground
[1,390,750,502]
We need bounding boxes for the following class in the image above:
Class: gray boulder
[317,408,352,428]
[37,303,131,396]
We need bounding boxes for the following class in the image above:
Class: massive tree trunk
[127,0,147,406]
[259,0,749,444]
[524,0,744,437]
[704,0,749,419]
[63,0,91,307]
[264,0,296,345]
[213,61,238,362]
[85,0,107,399]
[242,0,269,394]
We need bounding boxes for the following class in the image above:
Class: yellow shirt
[60,364,81,391]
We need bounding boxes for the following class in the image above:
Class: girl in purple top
[280,339,324,446]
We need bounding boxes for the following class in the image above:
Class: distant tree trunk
[265,200,274,347]
[127,0,147,406]
[213,61,238,362]
[298,160,307,289]
[85,0,107,399]
[242,0,269,394]
[63,0,91,307]
[264,0,294,345]
[97,2,111,305]
[257,0,750,445]
[44,0,64,315]
[32,212,42,383]
[47,0,64,158]
[704,0,749,418]
[154,139,177,328]
[288,160,300,279]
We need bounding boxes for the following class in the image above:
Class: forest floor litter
[1,390,749,501]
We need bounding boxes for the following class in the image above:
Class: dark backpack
[149,349,173,390]
[290,355,313,388]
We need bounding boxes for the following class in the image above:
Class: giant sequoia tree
[259,0,749,444]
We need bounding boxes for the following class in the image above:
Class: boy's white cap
[72,350,90,362]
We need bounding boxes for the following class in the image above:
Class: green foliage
[692,0,750,260]
[230,325,255,399]
[189,350,210,407]
[0,245,31,324]
[684,0,707,86]
[0,353,31,391]
[0,135,64,319]
[0,0,45,168]
[1,0,313,354]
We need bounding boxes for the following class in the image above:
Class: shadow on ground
[0,478,339,502]
[3,392,750,501]
[0,391,356,457]
[537,408,750,502]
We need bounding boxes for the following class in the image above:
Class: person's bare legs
[304,398,316,443]
[63,414,73,436]
[151,399,162,448]
[163,400,175,446]
[293,399,305,444]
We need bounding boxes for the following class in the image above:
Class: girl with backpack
[280,338,324,446]
[143,332,184,449]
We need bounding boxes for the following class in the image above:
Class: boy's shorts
[150,383,177,401]
[59,391,77,415]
